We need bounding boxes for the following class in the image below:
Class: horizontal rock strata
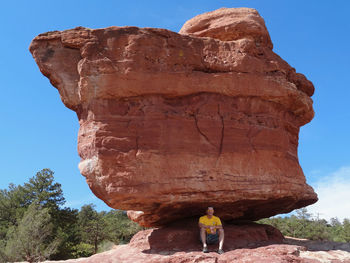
[30,7,317,226]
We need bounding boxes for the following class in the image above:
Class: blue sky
[1,1,349,220]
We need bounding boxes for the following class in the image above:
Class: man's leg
[218,228,224,250]
[200,228,208,252]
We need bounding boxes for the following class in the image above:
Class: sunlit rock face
[30,7,317,227]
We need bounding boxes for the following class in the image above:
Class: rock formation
[40,225,350,263]
[30,7,317,227]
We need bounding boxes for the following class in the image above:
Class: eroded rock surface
[180,8,274,48]
[30,7,317,227]
[39,224,350,263]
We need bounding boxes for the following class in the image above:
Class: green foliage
[51,207,80,260]
[103,210,143,244]
[0,239,9,263]
[257,208,349,242]
[75,205,143,255]
[0,169,64,230]
[24,168,65,209]
[71,243,95,258]
[0,168,147,261]
[4,203,61,263]
[0,184,27,229]
[78,204,108,254]
[341,219,350,242]
[329,217,344,242]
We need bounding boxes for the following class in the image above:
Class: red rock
[29,8,317,227]
[49,244,314,263]
[38,232,350,263]
[128,220,284,252]
[41,223,326,263]
[180,7,274,49]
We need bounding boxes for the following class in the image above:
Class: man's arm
[215,217,223,229]
[198,222,209,229]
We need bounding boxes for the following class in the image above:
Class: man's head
[206,207,214,216]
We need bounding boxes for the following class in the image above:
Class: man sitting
[199,206,224,254]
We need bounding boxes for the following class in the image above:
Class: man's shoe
[202,246,209,253]
[217,248,224,254]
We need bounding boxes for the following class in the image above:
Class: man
[199,207,224,254]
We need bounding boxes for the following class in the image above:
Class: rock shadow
[140,220,285,256]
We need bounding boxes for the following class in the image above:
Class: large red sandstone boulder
[29,7,317,227]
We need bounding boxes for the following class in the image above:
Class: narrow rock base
[42,222,350,262]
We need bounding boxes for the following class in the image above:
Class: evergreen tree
[4,203,61,263]
[257,208,350,242]
[78,204,107,254]
[0,168,65,233]
[341,219,350,242]
[329,217,343,242]
[51,207,80,260]
[0,169,146,260]
[0,169,81,260]
[0,184,27,228]
[23,168,65,209]
[103,210,142,244]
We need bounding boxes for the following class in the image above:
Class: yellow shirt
[199,215,222,234]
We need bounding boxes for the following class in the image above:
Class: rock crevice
[30,7,317,227]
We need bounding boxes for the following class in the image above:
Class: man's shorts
[200,232,219,245]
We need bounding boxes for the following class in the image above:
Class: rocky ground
[36,223,350,263]
[284,236,350,263]
[37,240,350,263]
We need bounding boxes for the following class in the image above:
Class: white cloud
[307,166,350,222]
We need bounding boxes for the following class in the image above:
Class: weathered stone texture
[30,7,317,227]
[41,222,347,263]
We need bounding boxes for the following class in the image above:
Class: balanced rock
[30,7,317,227]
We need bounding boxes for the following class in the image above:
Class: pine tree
[4,203,61,262]
[78,204,107,254]
[23,168,65,208]
[103,210,142,244]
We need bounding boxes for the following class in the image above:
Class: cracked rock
[30,7,317,227]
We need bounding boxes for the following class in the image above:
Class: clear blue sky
[1,1,349,220]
